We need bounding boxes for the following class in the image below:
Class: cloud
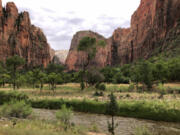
[2,0,141,50]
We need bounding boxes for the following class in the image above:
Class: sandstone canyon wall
[66,0,180,71]
[65,31,112,71]
[0,0,51,67]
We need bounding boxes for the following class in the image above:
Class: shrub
[56,104,73,130]
[128,83,135,92]
[96,83,106,91]
[86,69,105,86]
[31,98,180,122]
[134,126,152,135]
[0,100,32,118]
[93,91,104,97]
[0,91,29,105]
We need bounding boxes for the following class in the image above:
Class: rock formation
[0,0,51,67]
[66,0,180,71]
[52,50,69,65]
[65,31,112,71]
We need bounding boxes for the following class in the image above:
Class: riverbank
[1,83,180,123]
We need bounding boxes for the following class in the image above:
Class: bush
[134,126,152,135]
[93,91,104,97]
[56,104,73,130]
[128,83,135,92]
[95,83,106,91]
[86,69,105,86]
[0,100,32,118]
[31,99,180,122]
[0,91,29,105]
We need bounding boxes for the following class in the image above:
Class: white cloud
[2,0,140,50]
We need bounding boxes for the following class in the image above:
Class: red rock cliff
[112,0,180,65]
[65,31,111,71]
[0,0,51,67]
[66,0,180,70]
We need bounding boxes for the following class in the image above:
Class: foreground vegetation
[1,83,180,123]
[0,119,88,135]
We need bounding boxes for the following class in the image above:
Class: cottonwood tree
[38,71,47,91]
[48,73,63,92]
[6,55,25,90]
[77,36,106,90]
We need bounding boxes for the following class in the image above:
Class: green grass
[31,98,180,122]
[0,119,87,135]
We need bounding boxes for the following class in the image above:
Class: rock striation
[0,0,51,67]
[66,0,180,70]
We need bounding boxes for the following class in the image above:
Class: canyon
[66,0,180,71]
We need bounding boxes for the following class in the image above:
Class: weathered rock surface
[66,0,180,70]
[0,0,51,67]
[65,31,111,71]
[52,50,69,65]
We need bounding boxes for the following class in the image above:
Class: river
[33,108,180,135]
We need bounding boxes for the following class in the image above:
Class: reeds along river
[34,108,180,135]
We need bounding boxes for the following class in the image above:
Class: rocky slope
[0,0,51,67]
[66,0,180,70]
[52,50,69,65]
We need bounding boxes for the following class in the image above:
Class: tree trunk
[112,116,115,135]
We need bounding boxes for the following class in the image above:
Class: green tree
[106,92,119,135]
[47,73,61,91]
[136,61,154,90]
[25,71,34,88]
[100,67,117,83]
[77,36,106,90]
[38,71,47,91]
[6,55,25,90]
[86,68,105,86]
[0,63,9,87]
[16,74,26,89]
[113,72,129,84]
[153,60,168,84]
[46,63,64,74]
[168,57,180,81]
[131,65,141,90]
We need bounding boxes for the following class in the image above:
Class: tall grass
[31,98,180,122]
[0,119,86,135]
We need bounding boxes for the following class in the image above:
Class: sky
[2,0,140,50]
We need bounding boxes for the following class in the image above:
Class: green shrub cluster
[0,91,29,105]
[0,100,32,118]
[31,99,106,114]
[56,104,73,131]
[95,83,106,91]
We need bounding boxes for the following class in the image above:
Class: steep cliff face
[66,0,180,70]
[112,0,180,65]
[0,0,51,67]
[65,31,111,71]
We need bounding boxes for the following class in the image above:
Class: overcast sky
[2,0,140,50]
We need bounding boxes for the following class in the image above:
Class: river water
[33,109,180,135]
